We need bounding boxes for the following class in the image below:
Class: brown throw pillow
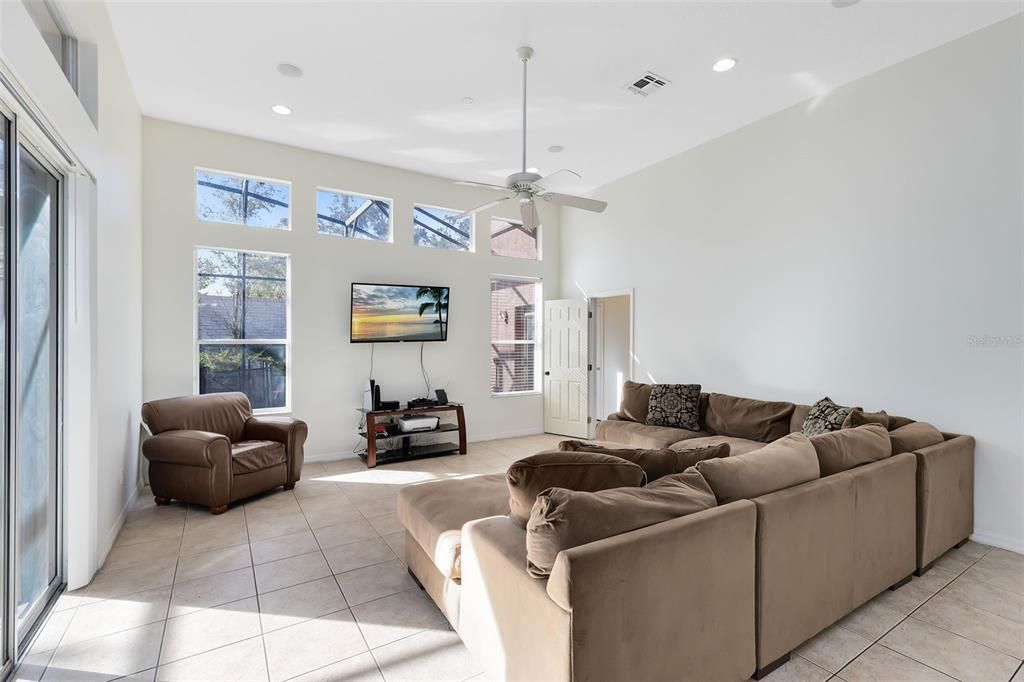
[889,422,944,453]
[704,393,796,443]
[843,409,890,430]
[802,397,857,437]
[810,424,892,476]
[645,384,702,430]
[526,469,717,577]
[695,432,819,504]
[618,381,652,423]
[557,440,729,481]
[506,451,646,527]
[887,415,916,431]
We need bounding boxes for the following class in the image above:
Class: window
[413,205,473,251]
[491,217,539,260]
[196,169,291,230]
[317,188,392,241]
[196,248,289,410]
[22,0,75,88]
[490,276,541,394]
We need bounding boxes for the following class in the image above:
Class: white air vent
[626,72,670,96]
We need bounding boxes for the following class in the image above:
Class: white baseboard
[970,530,1024,555]
[304,428,546,464]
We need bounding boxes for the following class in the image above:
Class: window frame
[192,246,292,414]
[195,166,293,231]
[315,185,394,242]
[489,274,543,397]
[490,216,541,261]
[412,203,475,252]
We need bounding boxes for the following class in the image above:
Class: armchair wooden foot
[154,496,172,506]
[210,505,228,515]
[283,482,296,490]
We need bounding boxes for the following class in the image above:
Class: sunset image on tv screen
[351,284,449,342]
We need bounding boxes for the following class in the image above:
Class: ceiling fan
[455,46,608,230]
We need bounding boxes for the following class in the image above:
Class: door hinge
[588,311,593,319]
[587,417,593,424]
[587,363,593,371]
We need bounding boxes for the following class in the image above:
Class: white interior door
[543,299,589,437]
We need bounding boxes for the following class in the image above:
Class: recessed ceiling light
[271,104,292,116]
[461,96,474,105]
[277,63,303,78]
[547,145,564,153]
[831,0,861,7]
[712,57,737,73]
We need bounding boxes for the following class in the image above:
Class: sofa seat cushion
[397,473,508,580]
[557,440,729,481]
[230,440,286,474]
[809,424,892,476]
[670,435,763,456]
[595,418,710,449]
[695,432,820,504]
[705,393,795,443]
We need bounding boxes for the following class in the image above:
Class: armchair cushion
[142,392,251,441]
[231,440,286,474]
[142,430,231,468]
[244,415,308,483]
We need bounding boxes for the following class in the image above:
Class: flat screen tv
[351,282,449,343]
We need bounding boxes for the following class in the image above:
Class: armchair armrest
[244,416,308,483]
[547,501,756,682]
[915,434,975,569]
[142,430,231,468]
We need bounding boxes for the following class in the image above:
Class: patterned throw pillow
[802,397,856,437]
[645,384,701,431]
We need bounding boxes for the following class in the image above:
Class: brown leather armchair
[141,392,308,514]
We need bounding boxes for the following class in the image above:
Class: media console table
[357,404,467,468]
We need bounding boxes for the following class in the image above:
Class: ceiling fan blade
[455,180,510,192]
[520,200,539,232]
[540,192,608,213]
[456,195,513,218]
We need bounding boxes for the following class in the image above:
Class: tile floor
[13,433,1024,682]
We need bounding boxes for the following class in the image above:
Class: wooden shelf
[359,403,467,468]
[358,423,459,439]
[358,441,461,466]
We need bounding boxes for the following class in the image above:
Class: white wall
[561,17,1024,551]
[142,119,559,458]
[0,0,143,586]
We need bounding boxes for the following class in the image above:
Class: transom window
[413,205,473,252]
[196,248,290,410]
[491,217,539,260]
[196,168,291,230]
[317,188,392,241]
[490,276,541,395]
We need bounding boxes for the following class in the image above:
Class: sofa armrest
[547,501,756,682]
[142,430,231,468]
[244,416,308,483]
[915,434,975,569]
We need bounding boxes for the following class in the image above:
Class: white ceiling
[106,1,1021,192]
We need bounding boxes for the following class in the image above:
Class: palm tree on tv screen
[416,287,448,338]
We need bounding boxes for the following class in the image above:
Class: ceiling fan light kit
[454,46,608,230]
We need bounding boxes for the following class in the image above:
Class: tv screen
[351,283,450,343]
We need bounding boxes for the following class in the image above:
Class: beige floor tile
[102,538,180,573]
[915,590,1024,658]
[246,512,310,542]
[43,621,164,681]
[12,650,51,682]
[86,561,176,601]
[254,551,331,594]
[839,598,906,640]
[292,479,343,499]
[873,567,958,615]
[155,635,267,681]
[366,513,404,536]
[758,655,831,682]
[381,532,406,563]
[795,623,873,673]
[302,504,366,530]
[982,549,1024,573]
[947,571,1024,624]
[958,541,993,560]
[287,652,383,682]
[28,608,75,654]
[963,561,1024,598]
[258,575,348,632]
[184,506,247,535]
[179,525,249,556]
[337,560,416,607]
[324,537,396,575]
[881,617,1021,682]
[116,517,186,547]
[120,667,157,682]
[372,628,480,682]
[61,585,171,647]
[169,567,256,618]
[837,644,955,681]
[263,610,368,680]
[250,529,320,565]
[1013,663,1024,682]
[175,545,252,583]
[933,546,982,574]
[313,519,379,550]
[351,588,447,648]
[348,495,399,519]
[160,597,261,665]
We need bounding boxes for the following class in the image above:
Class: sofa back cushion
[696,432,819,504]
[619,381,652,422]
[887,415,917,431]
[843,410,890,429]
[558,440,729,481]
[142,392,252,441]
[526,469,717,576]
[790,404,812,434]
[809,424,892,476]
[704,393,796,443]
[889,421,944,453]
[506,451,646,527]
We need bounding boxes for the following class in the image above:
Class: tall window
[196,248,289,410]
[317,188,392,241]
[413,205,473,251]
[196,169,291,230]
[491,217,539,260]
[490,276,541,394]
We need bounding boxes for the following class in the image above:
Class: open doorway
[590,291,633,435]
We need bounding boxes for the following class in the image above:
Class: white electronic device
[398,416,440,433]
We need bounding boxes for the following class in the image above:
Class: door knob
[544,371,550,376]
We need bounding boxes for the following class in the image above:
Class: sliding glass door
[0,109,8,673]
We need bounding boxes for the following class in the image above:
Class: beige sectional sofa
[396,386,975,681]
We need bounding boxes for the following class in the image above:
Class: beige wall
[142,119,560,457]
[560,17,1024,551]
